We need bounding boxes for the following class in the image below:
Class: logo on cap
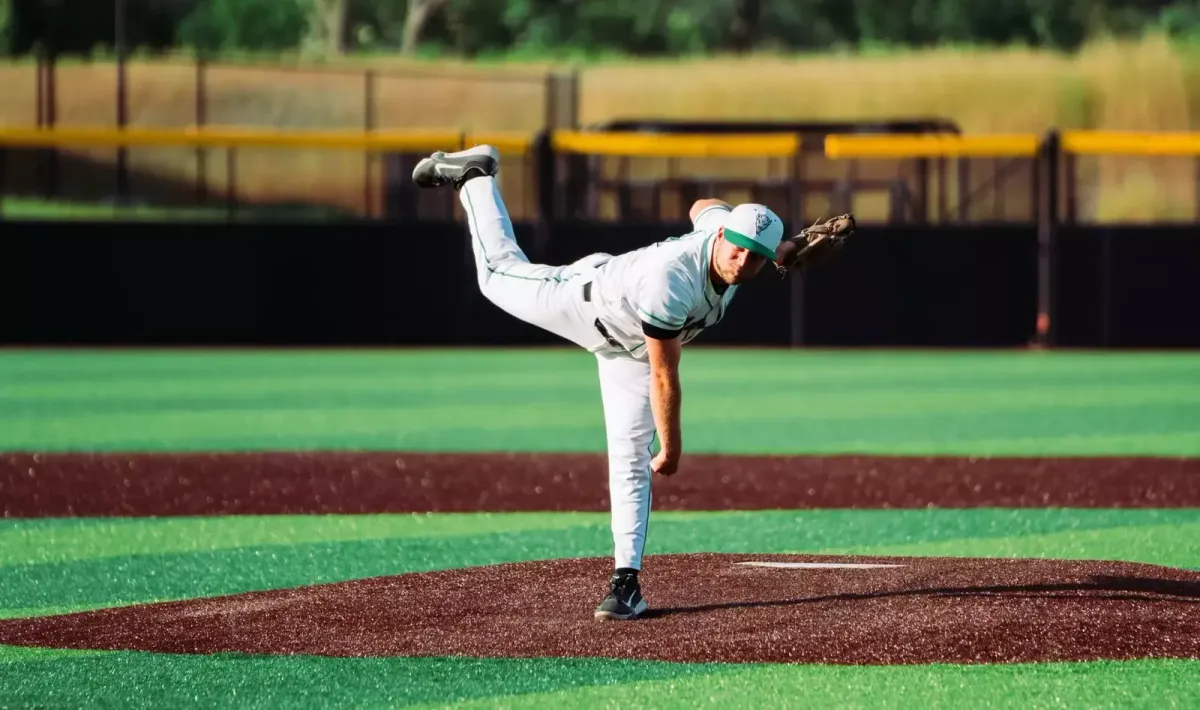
[755,212,773,234]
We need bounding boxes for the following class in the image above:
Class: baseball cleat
[411,144,499,189]
[593,568,649,621]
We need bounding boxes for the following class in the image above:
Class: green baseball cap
[720,203,784,260]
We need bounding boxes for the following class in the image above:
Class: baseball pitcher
[412,144,853,620]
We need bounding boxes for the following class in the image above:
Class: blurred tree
[342,0,405,50]
[728,0,760,52]
[10,0,197,56]
[6,0,1200,59]
[0,0,10,55]
[307,0,348,55]
[178,0,309,53]
[401,0,448,54]
[1160,1,1200,41]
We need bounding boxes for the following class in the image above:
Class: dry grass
[580,47,1073,132]
[3,35,1200,221]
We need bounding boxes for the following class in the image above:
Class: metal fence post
[544,70,579,132]
[35,57,45,128]
[364,69,377,219]
[566,70,580,129]
[789,270,806,348]
[1035,129,1060,348]
[115,0,130,204]
[226,148,238,222]
[195,57,208,204]
[36,54,60,199]
[0,147,7,220]
[788,141,807,348]
[531,129,556,258]
[1194,156,1200,222]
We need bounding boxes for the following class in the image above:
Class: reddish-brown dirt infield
[3,452,1199,516]
[1,554,1198,665]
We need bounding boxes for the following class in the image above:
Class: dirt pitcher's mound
[1,554,1198,665]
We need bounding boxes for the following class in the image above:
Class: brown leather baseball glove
[773,213,855,275]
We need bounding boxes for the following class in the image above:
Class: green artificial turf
[0,652,737,709]
[431,659,1200,710]
[2,349,1198,707]
[1,510,1198,708]
[1,650,1196,710]
[1,509,1196,617]
[2,349,1199,455]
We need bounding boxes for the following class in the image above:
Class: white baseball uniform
[458,175,779,571]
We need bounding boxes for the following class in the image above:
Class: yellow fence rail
[1061,130,1200,156]
[827,131,1200,158]
[825,134,1040,158]
[551,131,801,158]
[0,126,532,154]
[0,126,803,158]
[6,127,1200,159]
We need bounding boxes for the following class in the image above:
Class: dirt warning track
[4,452,1199,516]
[1,554,1197,665]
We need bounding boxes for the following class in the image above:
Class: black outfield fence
[1,221,1196,348]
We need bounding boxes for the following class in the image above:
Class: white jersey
[587,204,737,359]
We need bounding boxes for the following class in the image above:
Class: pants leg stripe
[464,179,569,284]
[637,430,657,568]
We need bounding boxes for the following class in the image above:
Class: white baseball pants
[459,176,655,571]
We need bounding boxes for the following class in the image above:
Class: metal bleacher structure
[371,117,982,226]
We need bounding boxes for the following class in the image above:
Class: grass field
[4,33,1200,221]
[4,349,1199,455]
[1,348,1199,708]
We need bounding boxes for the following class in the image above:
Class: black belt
[583,281,622,349]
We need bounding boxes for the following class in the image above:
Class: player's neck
[708,252,729,294]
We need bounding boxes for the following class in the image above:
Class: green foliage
[410,0,1198,57]
[1159,2,1200,43]
[345,0,407,49]
[178,0,311,54]
[0,0,10,56]
[9,0,1200,59]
